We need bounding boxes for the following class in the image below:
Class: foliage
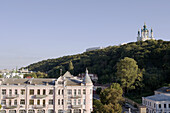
[99,83,124,113]
[116,57,143,93]
[26,40,170,97]
[24,71,47,78]
[0,74,3,78]
[96,88,102,95]
[68,61,74,74]
[24,73,37,78]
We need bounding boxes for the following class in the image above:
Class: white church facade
[137,23,155,41]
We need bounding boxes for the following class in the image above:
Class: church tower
[137,23,155,41]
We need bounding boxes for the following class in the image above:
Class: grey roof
[65,78,82,86]
[155,87,170,94]
[145,94,170,101]
[63,71,73,78]
[83,74,92,84]
[0,78,56,85]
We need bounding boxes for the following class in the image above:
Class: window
[67,99,71,105]
[9,89,12,95]
[1,100,6,105]
[29,100,34,105]
[169,104,170,108]
[19,110,26,113]
[15,89,17,95]
[28,110,35,113]
[21,89,25,95]
[37,110,45,113]
[83,89,86,94]
[49,99,53,105]
[74,109,81,113]
[58,90,60,95]
[154,103,156,108]
[74,89,76,96]
[67,89,72,95]
[43,100,45,106]
[20,99,25,105]
[48,110,54,113]
[78,89,81,95]
[14,100,17,105]
[74,99,76,105]
[78,99,81,105]
[49,89,53,95]
[67,110,71,113]
[9,110,16,113]
[37,89,40,95]
[164,104,166,108]
[62,89,64,95]
[62,99,64,105]
[43,89,46,95]
[9,100,12,105]
[37,100,40,105]
[83,99,86,105]
[58,110,63,113]
[58,99,60,105]
[30,89,34,95]
[159,104,161,108]
[2,89,6,95]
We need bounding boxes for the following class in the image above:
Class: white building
[0,69,93,113]
[142,87,170,113]
[86,47,104,52]
[137,23,155,41]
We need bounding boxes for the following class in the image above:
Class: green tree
[0,74,3,78]
[100,83,124,113]
[68,61,74,74]
[93,99,103,113]
[116,57,142,93]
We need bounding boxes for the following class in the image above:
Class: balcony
[5,105,17,109]
[71,105,82,109]
[33,105,45,109]
[34,95,47,99]
[71,95,82,99]
[4,95,19,99]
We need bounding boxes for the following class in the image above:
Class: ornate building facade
[0,69,93,113]
[137,23,155,41]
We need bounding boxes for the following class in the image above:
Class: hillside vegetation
[27,40,170,96]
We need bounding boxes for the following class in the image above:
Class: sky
[0,0,170,69]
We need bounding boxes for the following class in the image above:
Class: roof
[0,78,55,85]
[155,87,170,94]
[63,71,73,78]
[144,94,170,101]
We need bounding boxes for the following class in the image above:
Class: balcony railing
[5,105,17,109]
[33,105,45,109]
[71,95,82,99]
[34,95,47,99]
[4,95,19,99]
[71,105,82,109]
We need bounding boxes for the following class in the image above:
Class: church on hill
[137,23,155,41]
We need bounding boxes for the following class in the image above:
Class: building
[137,23,155,41]
[142,87,170,113]
[78,73,98,83]
[86,47,104,52]
[0,69,93,113]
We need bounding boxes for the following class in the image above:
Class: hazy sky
[0,0,170,69]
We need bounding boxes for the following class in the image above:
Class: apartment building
[142,87,170,113]
[0,69,93,113]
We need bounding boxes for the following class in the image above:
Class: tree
[68,61,74,74]
[100,83,124,113]
[24,73,37,78]
[0,74,3,78]
[116,57,142,93]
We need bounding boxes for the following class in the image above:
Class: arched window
[37,110,45,113]
[19,110,26,113]
[28,110,35,113]
[58,90,60,95]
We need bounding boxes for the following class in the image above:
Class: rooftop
[155,87,170,94]
[144,94,170,101]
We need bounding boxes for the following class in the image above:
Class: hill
[27,40,170,93]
